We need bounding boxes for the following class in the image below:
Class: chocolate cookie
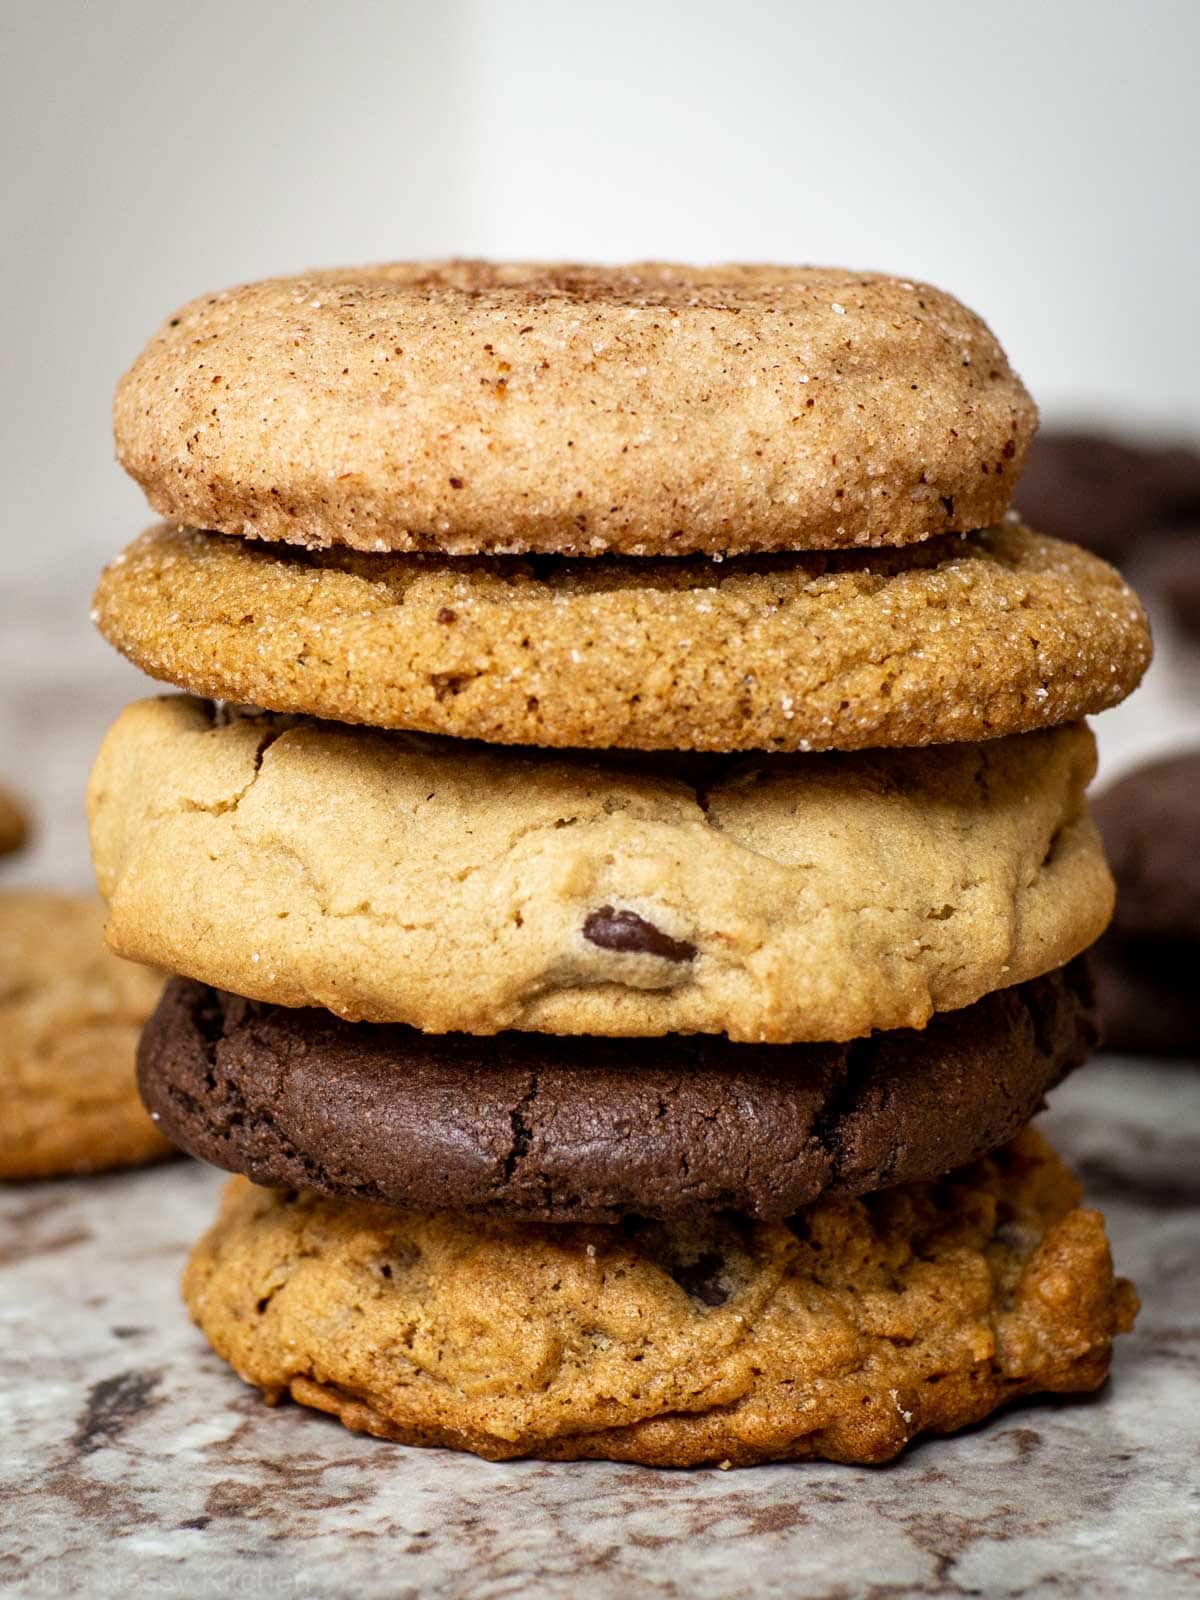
[1089,751,1200,1055]
[182,1130,1137,1467]
[1090,939,1197,1057]
[1149,539,1200,641]
[1016,430,1200,562]
[114,262,1035,558]
[139,965,1095,1222]
[89,697,1113,1043]
[1094,750,1200,945]
[93,520,1150,754]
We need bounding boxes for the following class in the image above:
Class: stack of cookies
[89,264,1150,1466]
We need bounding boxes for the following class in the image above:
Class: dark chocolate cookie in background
[1147,540,1200,642]
[1091,750,1200,1056]
[1094,751,1200,944]
[1089,941,1197,1058]
[1016,430,1200,564]
[139,965,1096,1223]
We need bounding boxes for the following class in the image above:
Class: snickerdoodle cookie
[114,263,1035,558]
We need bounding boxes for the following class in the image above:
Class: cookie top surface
[88,696,1113,1042]
[183,1130,1136,1466]
[141,967,1094,1222]
[94,520,1151,753]
[114,262,1035,558]
[0,891,172,1180]
[0,784,28,857]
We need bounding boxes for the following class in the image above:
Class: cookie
[1016,430,1200,562]
[0,784,28,858]
[114,262,1036,558]
[1149,539,1200,641]
[183,1129,1137,1466]
[1090,939,1198,1057]
[140,965,1094,1222]
[88,697,1113,1043]
[93,520,1150,754]
[0,891,173,1180]
[1093,750,1200,944]
[1087,750,1200,1056]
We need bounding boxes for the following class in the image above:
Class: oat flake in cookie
[114,262,1036,557]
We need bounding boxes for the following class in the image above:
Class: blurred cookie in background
[0,890,175,1180]
[1091,750,1200,1056]
[0,783,29,858]
[1146,540,1200,642]
[1016,429,1200,565]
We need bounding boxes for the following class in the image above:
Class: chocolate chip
[435,607,457,625]
[673,1252,729,1306]
[582,906,696,962]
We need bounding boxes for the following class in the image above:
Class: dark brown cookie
[1016,430,1200,562]
[1090,938,1198,1057]
[1093,750,1200,944]
[1148,540,1200,640]
[1089,751,1200,1056]
[139,967,1096,1222]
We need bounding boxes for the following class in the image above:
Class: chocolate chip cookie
[88,697,1112,1041]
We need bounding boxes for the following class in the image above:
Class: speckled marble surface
[1,588,1199,1599]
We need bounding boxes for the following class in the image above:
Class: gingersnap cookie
[114,262,1035,558]
[93,520,1150,753]
[141,965,1094,1222]
[0,784,27,858]
[88,696,1113,1043]
[0,891,173,1180]
[183,1129,1137,1467]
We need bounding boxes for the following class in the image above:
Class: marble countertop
[1,588,1198,1599]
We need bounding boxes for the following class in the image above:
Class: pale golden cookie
[114,262,1035,557]
[183,1130,1137,1467]
[0,891,172,1180]
[0,784,28,857]
[88,696,1113,1042]
[93,520,1150,753]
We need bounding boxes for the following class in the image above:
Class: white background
[1,0,1197,880]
